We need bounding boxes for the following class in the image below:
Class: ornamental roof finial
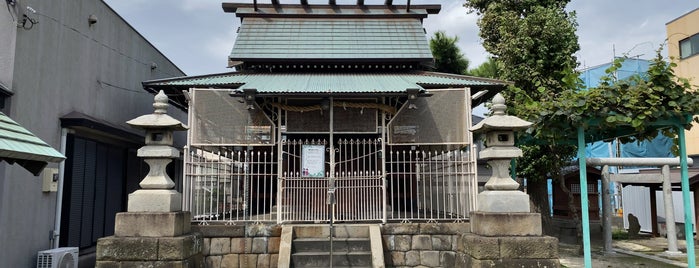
[153,90,169,114]
[491,93,506,116]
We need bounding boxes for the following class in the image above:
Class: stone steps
[284,225,381,268]
[291,252,372,267]
[293,237,372,252]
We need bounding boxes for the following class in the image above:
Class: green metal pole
[677,125,696,267]
[577,126,592,268]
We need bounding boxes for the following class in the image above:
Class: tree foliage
[464,0,582,233]
[466,0,699,237]
[429,31,470,74]
[465,0,579,103]
[468,57,502,79]
[531,51,699,150]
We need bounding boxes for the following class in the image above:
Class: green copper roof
[0,112,65,175]
[143,71,508,110]
[229,18,433,64]
[146,72,503,93]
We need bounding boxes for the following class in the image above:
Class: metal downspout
[381,97,387,224]
[277,100,283,224]
[328,97,335,268]
[52,128,69,248]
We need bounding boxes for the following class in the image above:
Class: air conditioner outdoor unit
[36,247,78,268]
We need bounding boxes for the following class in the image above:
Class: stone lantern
[471,93,532,212]
[97,91,203,267]
[126,90,188,212]
[464,93,559,268]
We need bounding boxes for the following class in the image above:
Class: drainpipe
[52,128,69,248]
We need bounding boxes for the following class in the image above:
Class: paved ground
[558,237,694,267]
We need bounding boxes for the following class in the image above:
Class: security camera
[26,6,36,13]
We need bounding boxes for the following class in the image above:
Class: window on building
[59,135,144,249]
[58,132,183,249]
[680,33,699,59]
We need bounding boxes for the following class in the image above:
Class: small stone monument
[459,93,559,267]
[96,91,203,267]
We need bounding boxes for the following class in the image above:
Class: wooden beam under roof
[329,0,336,5]
[385,0,392,5]
[222,3,442,15]
[357,0,364,5]
[301,0,308,4]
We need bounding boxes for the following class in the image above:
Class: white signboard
[302,145,325,177]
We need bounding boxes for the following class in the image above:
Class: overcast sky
[103,0,699,76]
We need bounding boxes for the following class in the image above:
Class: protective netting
[388,89,469,144]
[191,89,274,146]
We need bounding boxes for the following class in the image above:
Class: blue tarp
[580,58,671,162]
[580,58,650,88]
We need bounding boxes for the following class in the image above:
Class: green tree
[429,31,470,74]
[464,0,581,234]
[468,57,502,78]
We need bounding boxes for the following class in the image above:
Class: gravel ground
[558,241,685,267]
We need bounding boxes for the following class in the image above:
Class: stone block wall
[193,224,281,268]
[381,223,468,267]
[457,233,559,267]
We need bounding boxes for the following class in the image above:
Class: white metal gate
[279,138,384,222]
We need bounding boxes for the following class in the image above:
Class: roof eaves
[0,112,65,175]
[142,71,241,85]
[418,71,513,86]
[0,81,13,96]
[222,3,441,15]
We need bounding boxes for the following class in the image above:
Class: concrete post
[601,165,613,254]
[661,164,684,257]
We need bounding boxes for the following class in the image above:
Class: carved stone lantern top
[470,93,533,160]
[127,90,187,147]
[127,90,188,131]
[471,93,532,133]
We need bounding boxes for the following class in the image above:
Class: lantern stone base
[115,212,191,237]
[128,189,182,212]
[458,233,559,268]
[96,233,204,268]
[96,211,203,268]
[470,211,542,236]
[461,212,559,267]
[476,190,530,213]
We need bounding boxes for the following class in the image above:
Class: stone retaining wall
[381,223,468,267]
[192,222,557,268]
[193,224,281,268]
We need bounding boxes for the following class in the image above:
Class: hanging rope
[269,101,397,115]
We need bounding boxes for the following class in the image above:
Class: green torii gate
[576,115,696,268]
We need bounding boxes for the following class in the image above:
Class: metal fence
[183,147,277,223]
[183,141,477,223]
[385,147,476,222]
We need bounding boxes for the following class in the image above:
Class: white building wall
[0,0,186,267]
[0,2,17,91]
